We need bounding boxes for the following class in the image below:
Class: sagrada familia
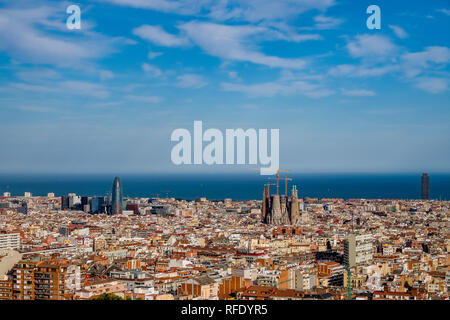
[261,184,300,226]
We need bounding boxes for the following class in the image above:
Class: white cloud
[0,6,117,68]
[176,74,207,88]
[330,44,450,95]
[221,80,334,98]
[388,25,409,39]
[100,0,205,15]
[15,105,55,113]
[125,94,163,103]
[8,82,58,93]
[329,64,398,78]
[414,77,448,94]
[99,70,115,80]
[148,51,163,59]
[263,28,322,42]
[347,34,398,60]
[228,71,241,81]
[179,21,307,69]
[60,81,110,99]
[133,25,190,47]
[401,46,450,78]
[6,80,111,99]
[437,8,450,16]
[314,15,343,29]
[15,68,60,81]
[102,0,336,23]
[209,0,336,22]
[342,89,376,97]
[142,63,163,77]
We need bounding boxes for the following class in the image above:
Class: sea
[0,173,449,201]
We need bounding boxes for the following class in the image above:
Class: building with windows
[317,261,344,287]
[12,260,38,300]
[344,233,374,268]
[111,177,123,215]
[421,173,430,200]
[10,260,80,300]
[178,275,218,299]
[90,196,105,214]
[34,263,81,300]
[0,232,20,251]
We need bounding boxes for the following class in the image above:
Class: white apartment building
[344,233,374,268]
[0,232,20,251]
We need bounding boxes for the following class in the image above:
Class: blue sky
[0,0,449,174]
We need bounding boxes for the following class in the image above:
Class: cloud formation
[133,25,190,47]
[0,5,118,68]
[179,21,308,69]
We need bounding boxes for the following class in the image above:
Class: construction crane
[282,177,292,197]
[264,183,276,197]
[268,169,289,195]
[250,168,288,195]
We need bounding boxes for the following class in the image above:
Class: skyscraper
[61,196,70,210]
[344,234,373,268]
[111,177,123,215]
[421,173,429,200]
[90,196,105,214]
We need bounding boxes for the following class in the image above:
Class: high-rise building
[344,233,373,268]
[111,177,123,215]
[90,197,105,214]
[61,196,70,210]
[11,261,80,300]
[421,173,429,200]
[81,196,89,207]
[34,263,81,300]
[81,196,90,213]
[11,260,38,300]
[68,194,81,209]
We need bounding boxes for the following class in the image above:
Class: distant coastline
[1,173,449,201]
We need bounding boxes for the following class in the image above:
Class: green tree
[92,293,124,300]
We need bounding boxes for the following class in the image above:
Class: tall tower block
[111,177,123,215]
[421,173,429,200]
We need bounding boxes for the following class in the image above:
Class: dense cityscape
[1,173,449,300]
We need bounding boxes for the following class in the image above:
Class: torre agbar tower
[111,177,123,215]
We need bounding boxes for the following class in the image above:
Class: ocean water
[0,173,449,201]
